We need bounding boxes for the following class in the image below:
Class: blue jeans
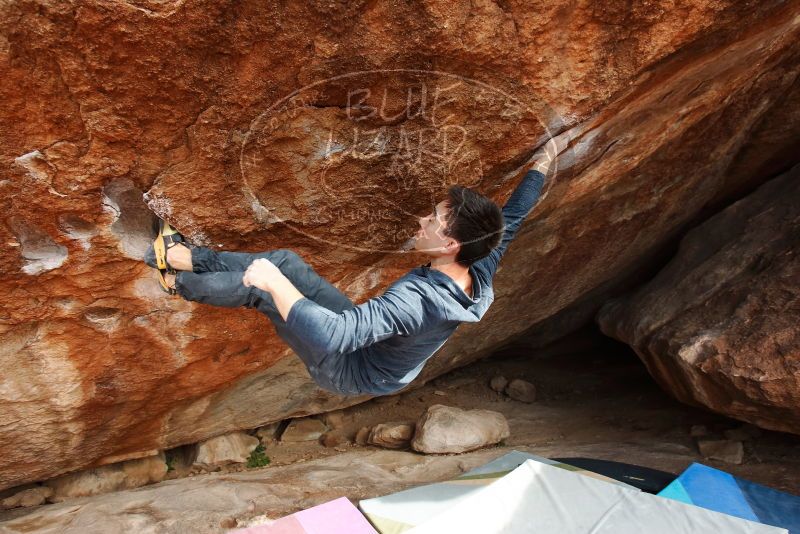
[175,247,356,393]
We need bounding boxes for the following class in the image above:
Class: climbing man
[146,134,568,396]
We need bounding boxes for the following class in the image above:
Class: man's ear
[444,238,460,256]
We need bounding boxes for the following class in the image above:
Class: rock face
[411,405,510,454]
[598,166,800,434]
[1,1,800,490]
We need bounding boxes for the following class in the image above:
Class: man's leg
[173,271,262,308]
[171,249,356,394]
[154,236,356,387]
[174,245,354,314]
[174,269,349,394]
[174,270,294,338]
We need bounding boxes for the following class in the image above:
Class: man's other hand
[531,130,571,174]
[243,258,284,292]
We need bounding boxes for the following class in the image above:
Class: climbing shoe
[146,219,184,295]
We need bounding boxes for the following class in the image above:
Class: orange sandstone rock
[1,0,799,490]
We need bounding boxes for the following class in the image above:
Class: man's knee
[274,249,305,267]
[274,249,316,279]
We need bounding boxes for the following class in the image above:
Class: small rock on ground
[320,431,348,448]
[697,439,744,464]
[368,422,415,449]
[489,376,508,393]
[281,418,328,443]
[506,379,537,403]
[194,432,259,469]
[355,427,371,446]
[255,423,280,443]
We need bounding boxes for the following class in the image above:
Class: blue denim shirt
[286,170,546,395]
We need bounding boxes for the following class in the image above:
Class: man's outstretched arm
[244,260,427,356]
[473,135,568,280]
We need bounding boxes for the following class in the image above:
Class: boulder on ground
[598,166,800,434]
[0,486,53,509]
[367,423,415,449]
[193,433,259,469]
[412,405,510,454]
[44,453,167,502]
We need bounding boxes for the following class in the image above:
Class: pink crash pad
[234,496,377,534]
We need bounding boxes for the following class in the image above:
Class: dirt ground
[183,328,800,494]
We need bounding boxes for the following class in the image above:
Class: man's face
[413,199,455,256]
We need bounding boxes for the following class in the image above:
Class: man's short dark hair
[443,185,504,267]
